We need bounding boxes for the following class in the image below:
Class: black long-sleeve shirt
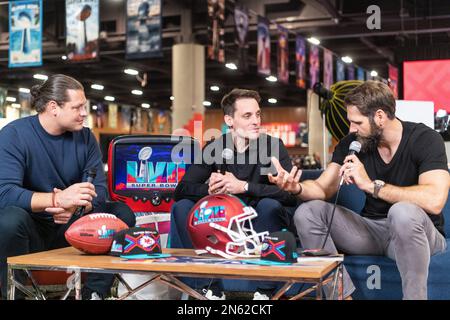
[174,133,299,207]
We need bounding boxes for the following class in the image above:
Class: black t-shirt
[331,121,448,235]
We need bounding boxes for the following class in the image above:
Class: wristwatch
[373,180,385,199]
[243,182,249,192]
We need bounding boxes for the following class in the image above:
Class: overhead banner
[126,0,162,59]
[0,87,7,118]
[388,64,399,98]
[9,0,42,68]
[323,49,333,89]
[234,5,249,72]
[295,35,306,89]
[66,0,99,62]
[207,0,225,63]
[257,16,271,76]
[277,26,289,84]
[347,64,355,80]
[357,67,365,81]
[336,59,345,82]
[309,44,319,89]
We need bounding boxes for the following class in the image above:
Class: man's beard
[356,120,383,152]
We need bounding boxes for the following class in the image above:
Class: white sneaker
[253,291,270,300]
[203,289,226,300]
[90,292,103,300]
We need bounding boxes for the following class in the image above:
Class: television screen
[113,142,194,193]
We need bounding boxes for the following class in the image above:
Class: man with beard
[170,88,299,300]
[268,81,450,300]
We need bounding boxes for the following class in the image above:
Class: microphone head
[221,148,233,161]
[87,168,97,179]
[349,141,362,154]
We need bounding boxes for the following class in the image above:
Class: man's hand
[208,171,246,195]
[268,157,303,194]
[53,182,97,209]
[45,206,77,224]
[339,154,372,192]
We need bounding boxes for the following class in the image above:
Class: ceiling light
[225,63,238,70]
[268,98,278,104]
[170,96,174,101]
[61,55,67,60]
[141,103,150,109]
[6,97,16,102]
[11,103,21,108]
[131,89,143,95]
[92,105,98,110]
[33,74,48,81]
[210,85,220,92]
[341,56,353,64]
[266,75,278,82]
[307,37,320,45]
[370,70,378,77]
[124,68,139,76]
[91,84,104,90]
[104,96,115,102]
[19,88,30,93]
[203,101,212,107]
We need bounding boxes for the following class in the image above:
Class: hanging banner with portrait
[66,0,99,62]
[257,16,271,76]
[336,59,345,82]
[323,49,333,89]
[0,87,7,118]
[347,64,355,80]
[234,5,249,72]
[126,0,162,59]
[207,0,225,63]
[9,0,42,68]
[357,67,365,81]
[388,64,399,98]
[309,44,319,89]
[277,25,289,84]
[295,35,306,89]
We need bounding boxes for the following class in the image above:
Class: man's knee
[0,207,32,237]
[294,200,329,228]
[171,199,196,219]
[255,198,283,216]
[388,201,424,232]
[105,202,136,227]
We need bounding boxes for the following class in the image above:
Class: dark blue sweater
[0,115,107,216]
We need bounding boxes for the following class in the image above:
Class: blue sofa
[221,169,450,299]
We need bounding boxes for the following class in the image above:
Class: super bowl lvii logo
[126,146,186,189]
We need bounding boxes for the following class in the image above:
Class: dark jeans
[169,197,297,292]
[0,201,136,299]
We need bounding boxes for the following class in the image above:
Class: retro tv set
[108,135,199,214]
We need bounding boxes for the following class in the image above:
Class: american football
[65,213,128,254]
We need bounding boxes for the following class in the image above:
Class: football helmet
[187,194,268,259]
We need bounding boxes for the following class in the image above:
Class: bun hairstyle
[30,74,84,113]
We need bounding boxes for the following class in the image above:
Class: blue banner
[257,16,271,76]
[336,59,345,82]
[126,0,163,59]
[295,35,306,89]
[357,67,365,81]
[66,0,99,62]
[9,0,42,68]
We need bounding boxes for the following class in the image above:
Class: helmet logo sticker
[193,200,226,225]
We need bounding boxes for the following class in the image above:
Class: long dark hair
[31,74,84,113]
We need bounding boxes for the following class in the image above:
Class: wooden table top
[8,247,341,281]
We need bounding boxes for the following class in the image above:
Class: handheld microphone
[219,148,233,174]
[313,82,334,100]
[74,168,97,218]
[339,141,362,186]
[302,141,361,257]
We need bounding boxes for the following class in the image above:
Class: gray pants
[293,200,447,300]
